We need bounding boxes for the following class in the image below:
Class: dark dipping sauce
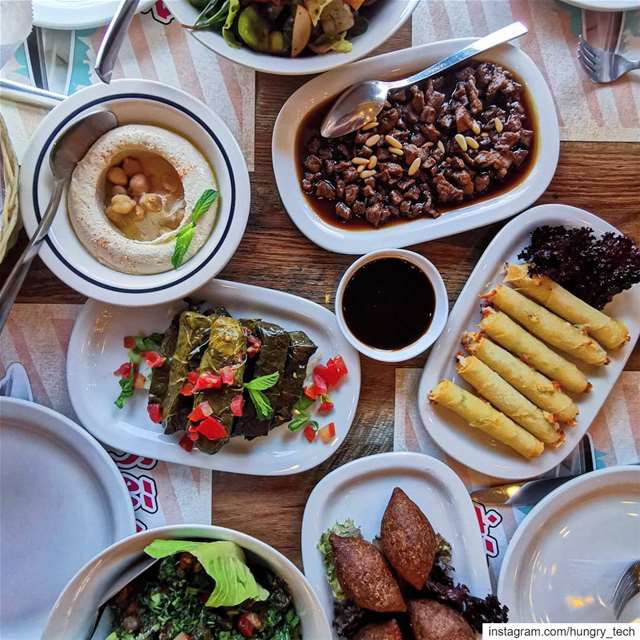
[296,61,538,231]
[342,258,435,350]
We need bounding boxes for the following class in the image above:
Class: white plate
[19,79,250,306]
[166,0,418,76]
[44,524,332,639]
[0,398,135,640]
[273,39,559,255]
[33,0,155,29]
[498,466,640,622]
[301,452,492,634]
[562,0,640,11]
[418,204,640,480]
[67,278,361,474]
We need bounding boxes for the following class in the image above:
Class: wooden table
[2,22,638,569]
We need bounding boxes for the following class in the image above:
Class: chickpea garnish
[109,194,136,215]
[139,193,163,212]
[128,173,149,195]
[107,166,128,186]
[133,205,146,221]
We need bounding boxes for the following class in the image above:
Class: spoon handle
[0,178,65,335]
[387,22,529,90]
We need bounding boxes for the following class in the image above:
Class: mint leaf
[171,223,195,269]
[293,395,314,412]
[192,189,218,224]
[248,388,273,420]
[289,415,317,433]
[244,371,279,391]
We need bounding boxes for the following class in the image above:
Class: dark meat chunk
[497,131,520,147]
[512,148,529,168]
[455,105,475,133]
[520,129,534,148]
[403,143,422,166]
[420,105,436,124]
[466,75,483,113]
[344,184,359,204]
[389,190,403,206]
[365,203,383,227]
[408,600,475,640]
[335,202,352,221]
[433,173,464,202]
[354,619,403,640]
[315,180,336,199]
[330,534,406,613]
[410,85,425,113]
[378,107,400,133]
[452,170,474,196]
[385,162,404,178]
[475,149,515,177]
[474,173,491,192]
[420,124,441,142]
[381,487,437,590]
[303,154,321,173]
[352,200,366,216]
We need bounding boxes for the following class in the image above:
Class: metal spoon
[321,21,529,139]
[0,110,118,334]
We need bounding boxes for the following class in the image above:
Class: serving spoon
[321,21,529,139]
[0,110,118,335]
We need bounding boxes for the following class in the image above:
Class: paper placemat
[394,368,640,588]
[412,1,640,142]
[0,303,212,532]
[0,0,255,168]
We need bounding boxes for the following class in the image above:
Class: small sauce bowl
[335,248,448,362]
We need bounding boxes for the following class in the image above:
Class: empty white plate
[498,466,640,622]
[300,452,491,635]
[0,398,135,640]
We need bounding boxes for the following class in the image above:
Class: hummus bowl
[19,79,250,306]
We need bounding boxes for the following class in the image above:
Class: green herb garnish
[288,395,316,432]
[243,371,280,420]
[115,366,135,409]
[171,189,218,269]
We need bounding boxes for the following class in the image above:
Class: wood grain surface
[1,22,638,568]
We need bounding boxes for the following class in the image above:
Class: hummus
[68,124,218,275]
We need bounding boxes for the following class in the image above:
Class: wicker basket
[0,112,20,264]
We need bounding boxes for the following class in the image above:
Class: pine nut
[357,165,365,173]
[389,147,404,156]
[454,133,468,152]
[471,121,481,135]
[407,157,421,176]
[365,134,381,147]
[367,156,378,169]
[361,120,379,131]
[437,140,445,154]
[352,157,369,165]
[494,117,504,133]
[465,136,479,150]
[384,134,402,149]
[360,169,376,179]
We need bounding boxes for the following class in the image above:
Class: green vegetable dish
[188,0,380,57]
[106,539,301,640]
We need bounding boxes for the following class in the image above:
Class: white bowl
[43,524,332,639]
[273,39,560,254]
[166,0,419,76]
[19,79,250,306]
[335,249,448,362]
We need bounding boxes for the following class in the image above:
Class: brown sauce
[295,64,538,231]
[342,257,435,350]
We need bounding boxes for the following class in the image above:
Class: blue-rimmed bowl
[19,79,250,306]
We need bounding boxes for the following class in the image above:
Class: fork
[578,38,640,83]
[612,560,640,620]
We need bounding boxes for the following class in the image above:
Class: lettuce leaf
[317,519,361,600]
[309,32,353,54]
[144,539,269,607]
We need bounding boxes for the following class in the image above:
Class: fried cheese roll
[456,355,562,445]
[462,332,578,423]
[488,285,609,366]
[479,308,590,394]
[505,263,629,350]
[429,380,544,459]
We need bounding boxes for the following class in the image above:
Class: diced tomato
[304,385,320,400]
[313,364,336,388]
[194,372,222,391]
[187,370,200,385]
[123,336,136,349]
[237,612,262,637]
[327,355,348,383]
[180,381,195,396]
[179,434,194,452]
[230,394,244,417]
[144,351,166,369]
[187,425,200,441]
[114,362,132,378]
[312,372,328,395]
[196,416,228,441]
[147,403,162,424]
[188,401,213,423]
[318,396,334,413]
[220,366,235,386]
[133,372,146,389]
[303,424,317,443]
[319,422,336,443]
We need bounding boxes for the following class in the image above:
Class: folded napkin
[412,1,640,142]
[395,368,640,588]
[0,303,212,531]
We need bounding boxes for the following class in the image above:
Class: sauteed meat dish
[300,62,535,227]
